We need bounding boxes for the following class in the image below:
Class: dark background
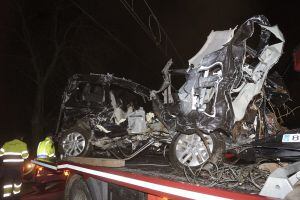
[0,0,299,146]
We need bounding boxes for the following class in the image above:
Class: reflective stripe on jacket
[37,137,56,158]
[0,139,29,162]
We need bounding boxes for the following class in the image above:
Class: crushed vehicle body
[56,74,158,156]
[56,15,300,169]
[177,15,285,134]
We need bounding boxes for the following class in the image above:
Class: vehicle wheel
[65,175,92,200]
[169,132,225,169]
[34,183,45,192]
[59,126,93,157]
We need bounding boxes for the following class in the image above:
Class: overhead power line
[143,0,185,66]
[119,0,185,66]
[69,0,148,67]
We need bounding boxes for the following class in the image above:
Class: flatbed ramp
[65,157,125,167]
[32,156,268,200]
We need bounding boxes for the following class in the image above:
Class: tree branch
[14,1,41,82]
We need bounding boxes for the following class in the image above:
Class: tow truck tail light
[63,170,70,177]
[36,166,44,177]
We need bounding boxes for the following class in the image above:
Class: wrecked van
[56,15,299,169]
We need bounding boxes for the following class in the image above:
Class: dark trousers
[0,163,22,199]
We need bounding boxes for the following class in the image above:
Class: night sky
[0,0,300,145]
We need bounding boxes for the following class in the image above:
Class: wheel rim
[175,134,213,167]
[73,190,88,200]
[62,132,86,156]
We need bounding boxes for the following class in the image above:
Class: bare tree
[2,0,125,146]
[10,1,81,144]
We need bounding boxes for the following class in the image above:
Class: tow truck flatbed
[31,155,272,200]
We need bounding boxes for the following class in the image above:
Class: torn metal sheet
[189,28,236,67]
[232,25,284,122]
[177,15,285,134]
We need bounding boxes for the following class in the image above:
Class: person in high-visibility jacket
[37,136,56,159]
[0,137,28,198]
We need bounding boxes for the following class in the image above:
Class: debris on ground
[182,160,274,193]
[258,162,288,173]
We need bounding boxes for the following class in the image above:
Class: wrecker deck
[31,155,279,200]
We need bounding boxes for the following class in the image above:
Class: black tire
[35,183,46,192]
[169,131,225,170]
[58,126,93,157]
[65,174,92,200]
